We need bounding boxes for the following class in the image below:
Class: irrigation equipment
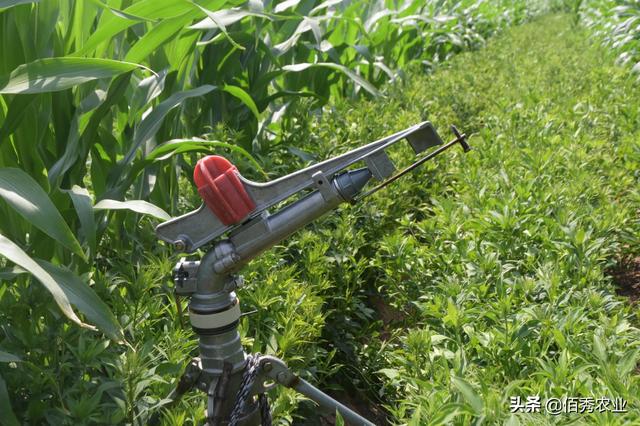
[155,122,471,425]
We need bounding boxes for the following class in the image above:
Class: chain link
[259,393,272,426]
[228,354,271,426]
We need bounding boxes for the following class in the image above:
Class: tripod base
[168,257,374,425]
[209,354,374,426]
[160,354,374,426]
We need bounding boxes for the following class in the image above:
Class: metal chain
[258,393,272,426]
[228,354,272,426]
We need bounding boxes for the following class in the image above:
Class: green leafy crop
[1,2,639,425]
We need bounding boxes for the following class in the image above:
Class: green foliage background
[0,0,546,334]
[0,0,639,425]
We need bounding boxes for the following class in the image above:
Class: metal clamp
[173,258,199,295]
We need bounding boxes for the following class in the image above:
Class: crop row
[0,0,552,343]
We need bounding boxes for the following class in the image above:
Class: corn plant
[0,0,548,343]
[583,0,640,75]
[0,0,561,423]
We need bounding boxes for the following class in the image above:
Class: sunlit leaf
[0,58,150,94]
[0,0,38,10]
[0,168,85,259]
[0,234,85,327]
[73,0,212,56]
[94,199,171,221]
[85,0,159,22]
[282,62,381,96]
[223,85,261,120]
[274,0,301,13]
[189,7,272,30]
[124,13,192,63]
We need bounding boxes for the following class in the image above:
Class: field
[1,1,640,425]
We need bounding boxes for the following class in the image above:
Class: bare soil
[368,294,408,341]
[610,256,640,304]
[319,391,389,425]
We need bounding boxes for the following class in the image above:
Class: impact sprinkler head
[153,120,471,425]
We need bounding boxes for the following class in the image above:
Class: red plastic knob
[193,155,256,225]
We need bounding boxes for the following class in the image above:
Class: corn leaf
[0,373,19,426]
[48,89,107,184]
[0,233,85,328]
[73,0,205,56]
[282,62,381,96]
[0,351,21,363]
[273,19,316,56]
[0,95,35,141]
[124,13,193,63]
[0,0,38,10]
[274,0,301,13]
[129,71,166,118]
[93,199,170,221]
[192,5,248,51]
[310,0,344,15]
[64,186,96,258]
[85,0,159,23]
[189,7,272,30]
[37,260,123,342]
[123,85,217,165]
[0,266,24,280]
[0,58,149,94]
[0,168,85,260]
[222,85,260,119]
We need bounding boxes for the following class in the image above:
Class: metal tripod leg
[207,361,233,425]
[150,358,203,426]
[205,358,262,426]
[251,355,375,426]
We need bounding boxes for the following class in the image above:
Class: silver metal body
[155,122,470,424]
[156,121,444,253]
